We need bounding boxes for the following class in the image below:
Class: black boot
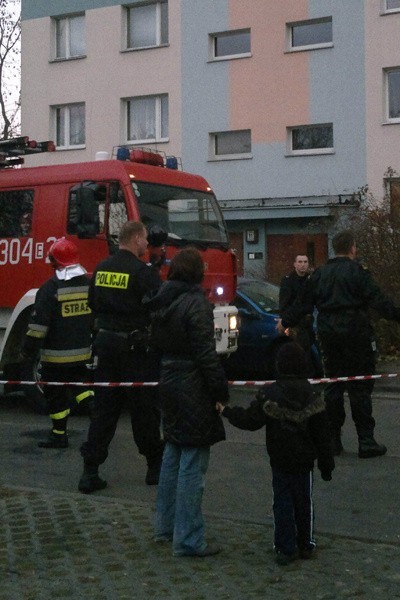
[358,437,387,459]
[38,431,68,449]
[331,430,343,456]
[78,464,107,494]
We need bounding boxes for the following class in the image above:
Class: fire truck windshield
[132,181,229,247]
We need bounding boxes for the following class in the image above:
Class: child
[217,342,334,566]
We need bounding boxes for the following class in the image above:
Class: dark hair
[332,230,355,255]
[118,221,146,245]
[276,342,307,377]
[168,248,204,284]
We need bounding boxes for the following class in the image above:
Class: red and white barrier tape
[0,373,399,388]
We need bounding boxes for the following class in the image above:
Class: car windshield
[239,279,280,313]
[132,181,229,246]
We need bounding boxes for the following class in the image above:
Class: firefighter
[21,238,94,448]
[78,221,164,494]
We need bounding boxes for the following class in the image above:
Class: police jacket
[89,249,161,332]
[23,273,92,366]
[282,257,400,334]
[144,280,228,447]
[279,271,310,315]
[223,377,334,476]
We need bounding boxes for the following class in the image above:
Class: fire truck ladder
[0,136,56,169]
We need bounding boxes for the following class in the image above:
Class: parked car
[222,277,289,380]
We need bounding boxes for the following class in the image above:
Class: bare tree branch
[0,0,21,139]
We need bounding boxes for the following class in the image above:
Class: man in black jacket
[78,221,164,493]
[279,254,318,375]
[279,230,400,458]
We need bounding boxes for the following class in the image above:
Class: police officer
[78,221,164,493]
[279,255,319,376]
[280,230,400,458]
[21,238,94,448]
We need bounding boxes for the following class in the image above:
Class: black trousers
[272,468,315,556]
[80,333,164,467]
[41,364,93,432]
[319,330,376,439]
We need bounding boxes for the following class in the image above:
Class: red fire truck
[0,137,238,410]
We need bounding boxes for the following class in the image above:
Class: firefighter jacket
[89,249,161,333]
[23,273,92,366]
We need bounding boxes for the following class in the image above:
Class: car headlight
[229,314,238,331]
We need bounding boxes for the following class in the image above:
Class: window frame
[384,67,400,123]
[209,129,252,161]
[286,17,333,52]
[53,102,86,150]
[125,1,168,51]
[52,13,86,60]
[286,123,334,156]
[124,94,169,144]
[209,28,251,62]
[381,0,400,14]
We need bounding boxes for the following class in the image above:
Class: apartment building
[20,0,400,279]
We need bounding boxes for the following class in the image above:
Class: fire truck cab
[0,138,238,408]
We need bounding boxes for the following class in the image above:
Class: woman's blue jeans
[155,442,210,555]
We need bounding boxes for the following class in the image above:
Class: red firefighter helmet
[48,238,80,268]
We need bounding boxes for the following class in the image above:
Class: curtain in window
[70,104,85,145]
[56,19,67,58]
[128,97,156,141]
[129,5,156,48]
[70,15,85,56]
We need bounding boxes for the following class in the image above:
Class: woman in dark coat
[144,248,229,557]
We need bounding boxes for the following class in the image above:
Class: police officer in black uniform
[22,238,94,448]
[279,254,319,376]
[280,230,400,458]
[79,221,164,493]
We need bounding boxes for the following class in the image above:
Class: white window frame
[286,17,333,52]
[53,103,86,150]
[381,0,400,14]
[286,123,334,156]
[209,130,252,161]
[125,1,168,50]
[209,29,251,62]
[384,68,400,123]
[53,13,86,60]
[125,94,169,144]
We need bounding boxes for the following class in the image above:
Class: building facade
[20,0,400,280]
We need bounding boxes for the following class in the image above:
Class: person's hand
[275,318,286,334]
[215,402,225,414]
[321,471,332,481]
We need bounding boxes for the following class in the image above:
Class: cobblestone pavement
[1,485,399,600]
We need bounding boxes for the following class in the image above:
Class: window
[210,130,252,159]
[287,124,333,155]
[54,103,85,148]
[288,17,332,51]
[0,190,34,238]
[127,1,168,49]
[54,14,85,59]
[386,68,400,121]
[384,0,400,13]
[210,29,251,60]
[126,95,168,143]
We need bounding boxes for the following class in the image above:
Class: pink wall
[228,0,310,143]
